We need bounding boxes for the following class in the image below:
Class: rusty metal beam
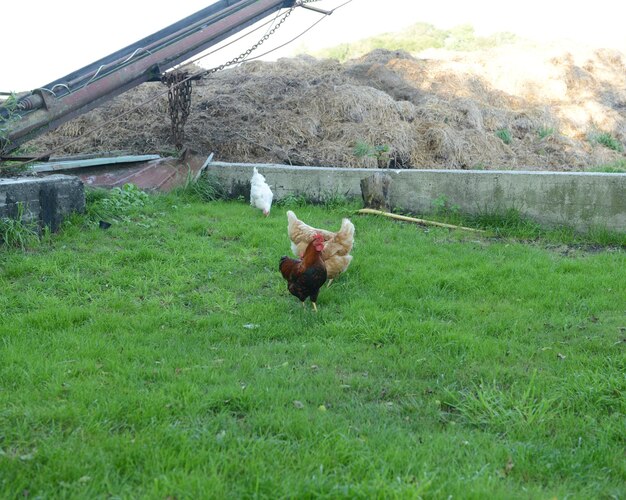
[1,0,294,154]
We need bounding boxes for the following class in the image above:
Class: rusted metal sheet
[34,152,207,192]
[72,154,204,191]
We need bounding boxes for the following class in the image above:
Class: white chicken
[250,167,273,217]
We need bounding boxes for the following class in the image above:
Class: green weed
[589,131,624,152]
[432,194,460,217]
[495,128,512,145]
[86,183,151,222]
[353,141,390,167]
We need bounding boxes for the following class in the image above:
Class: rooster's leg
[311,302,318,312]
[326,279,334,288]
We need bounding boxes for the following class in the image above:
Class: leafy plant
[495,128,512,145]
[353,141,391,167]
[0,202,39,249]
[87,183,151,221]
[277,193,309,209]
[432,194,460,217]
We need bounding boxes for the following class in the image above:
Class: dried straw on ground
[27,44,626,171]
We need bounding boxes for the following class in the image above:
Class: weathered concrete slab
[205,162,626,232]
[0,174,85,232]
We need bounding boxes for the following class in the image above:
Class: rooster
[250,167,273,216]
[279,233,327,312]
[287,210,354,287]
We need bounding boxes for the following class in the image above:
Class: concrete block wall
[0,174,85,232]
[205,162,626,232]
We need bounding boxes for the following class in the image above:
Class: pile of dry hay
[27,44,626,171]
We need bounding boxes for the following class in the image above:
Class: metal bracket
[298,3,332,15]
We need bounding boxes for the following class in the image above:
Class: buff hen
[286,210,354,286]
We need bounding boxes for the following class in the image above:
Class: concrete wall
[206,162,626,232]
[0,174,85,232]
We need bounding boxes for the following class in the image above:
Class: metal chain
[201,0,320,77]
[163,71,193,149]
[161,0,322,148]
[163,0,292,150]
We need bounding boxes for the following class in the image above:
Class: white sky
[2,0,625,92]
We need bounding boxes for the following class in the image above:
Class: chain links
[161,1,321,148]
[163,71,193,150]
[202,0,320,76]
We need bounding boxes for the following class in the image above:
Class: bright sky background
[2,0,625,92]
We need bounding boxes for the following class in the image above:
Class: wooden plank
[357,208,486,233]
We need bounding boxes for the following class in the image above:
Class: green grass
[537,126,555,139]
[0,202,40,249]
[589,131,624,153]
[1,191,625,498]
[0,93,22,155]
[311,23,519,62]
[423,199,626,248]
[495,128,513,145]
[587,159,626,173]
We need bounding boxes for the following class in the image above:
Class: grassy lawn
[1,189,625,498]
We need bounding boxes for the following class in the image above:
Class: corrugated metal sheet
[31,153,209,192]
[29,155,161,173]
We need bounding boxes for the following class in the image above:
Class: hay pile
[27,43,626,170]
